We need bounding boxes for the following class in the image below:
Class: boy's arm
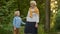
[21,18,26,25]
[13,18,16,26]
[22,22,25,25]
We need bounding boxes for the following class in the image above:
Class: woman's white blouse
[26,9,39,23]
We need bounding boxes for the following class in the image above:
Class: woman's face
[30,3,35,8]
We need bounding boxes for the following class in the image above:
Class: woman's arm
[27,10,30,17]
[35,8,39,28]
[36,8,39,23]
[35,14,39,28]
[36,14,39,23]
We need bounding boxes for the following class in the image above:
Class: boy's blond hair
[14,11,20,16]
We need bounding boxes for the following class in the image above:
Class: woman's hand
[35,23,38,28]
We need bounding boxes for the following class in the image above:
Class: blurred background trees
[0,0,59,34]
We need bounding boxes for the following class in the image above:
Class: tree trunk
[44,0,51,32]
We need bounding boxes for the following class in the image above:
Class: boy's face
[15,11,20,16]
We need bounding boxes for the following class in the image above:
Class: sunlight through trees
[50,0,58,29]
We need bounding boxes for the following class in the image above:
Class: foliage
[0,0,46,34]
[0,0,46,24]
[0,0,59,34]
[55,9,60,31]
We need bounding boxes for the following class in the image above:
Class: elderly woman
[24,1,39,34]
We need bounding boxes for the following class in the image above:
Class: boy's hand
[22,22,26,25]
[35,23,38,28]
[14,27,16,30]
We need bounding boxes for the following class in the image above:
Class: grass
[0,24,58,34]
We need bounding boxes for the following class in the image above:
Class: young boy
[13,11,23,34]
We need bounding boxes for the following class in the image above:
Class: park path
[57,32,60,34]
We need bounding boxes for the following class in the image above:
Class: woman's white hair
[30,1,37,5]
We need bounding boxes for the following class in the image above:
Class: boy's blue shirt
[13,16,22,28]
